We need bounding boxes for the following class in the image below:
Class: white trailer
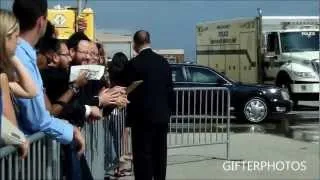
[196,14,319,105]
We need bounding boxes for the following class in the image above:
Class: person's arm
[15,48,77,145]
[8,56,37,98]
[1,115,29,158]
[44,92,52,111]
[51,71,88,116]
[51,88,75,116]
[1,114,27,145]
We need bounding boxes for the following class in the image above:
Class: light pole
[77,0,82,16]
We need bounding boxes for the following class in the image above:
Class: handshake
[88,80,143,120]
[86,86,129,121]
[98,86,129,109]
[99,80,142,109]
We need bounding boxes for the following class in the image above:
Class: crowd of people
[0,0,174,179]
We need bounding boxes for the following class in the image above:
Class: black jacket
[41,67,112,127]
[41,67,86,126]
[125,48,174,127]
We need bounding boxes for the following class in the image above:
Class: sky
[0,0,318,60]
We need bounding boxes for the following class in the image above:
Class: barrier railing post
[168,87,231,160]
[0,132,56,180]
[227,89,231,160]
[46,137,53,180]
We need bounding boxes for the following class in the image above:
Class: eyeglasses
[58,53,71,57]
[76,50,90,54]
[76,50,99,58]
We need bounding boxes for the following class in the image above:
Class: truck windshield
[280,31,319,52]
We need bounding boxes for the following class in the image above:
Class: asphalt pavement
[110,100,320,180]
[166,102,320,180]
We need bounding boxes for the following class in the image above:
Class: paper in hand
[69,65,105,82]
[126,80,143,94]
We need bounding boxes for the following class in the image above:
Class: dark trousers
[63,141,94,180]
[131,123,168,180]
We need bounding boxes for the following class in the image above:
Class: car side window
[188,67,221,83]
[171,66,185,82]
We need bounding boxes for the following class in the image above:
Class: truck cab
[263,22,319,105]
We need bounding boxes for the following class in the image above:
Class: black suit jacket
[42,67,113,127]
[125,48,174,127]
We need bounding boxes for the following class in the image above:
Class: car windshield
[280,31,319,52]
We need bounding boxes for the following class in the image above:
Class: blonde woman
[1,73,28,158]
[0,9,37,99]
[0,9,36,158]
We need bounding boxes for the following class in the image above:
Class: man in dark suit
[126,30,174,180]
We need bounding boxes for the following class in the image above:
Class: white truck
[196,14,319,106]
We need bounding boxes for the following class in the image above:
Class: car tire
[242,97,269,123]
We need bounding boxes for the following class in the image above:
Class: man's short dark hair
[66,32,90,50]
[35,21,56,50]
[38,38,62,54]
[133,30,151,46]
[44,21,55,39]
[12,0,48,32]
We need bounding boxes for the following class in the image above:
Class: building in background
[95,32,185,64]
[96,31,133,61]
[153,49,184,63]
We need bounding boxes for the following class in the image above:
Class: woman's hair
[96,42,106,65]
[0,9,19,81]
[108,52,129,86]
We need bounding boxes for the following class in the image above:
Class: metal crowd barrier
[0,132,61,180]
[0,108,131,180]
[0,87,230,179]
[169,87,231,160]
[82,107,132,179]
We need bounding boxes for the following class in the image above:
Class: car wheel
[243,97,268,123]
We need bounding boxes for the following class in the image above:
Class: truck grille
[311,60,320,75]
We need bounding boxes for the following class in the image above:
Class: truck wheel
[242,97,268,123]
